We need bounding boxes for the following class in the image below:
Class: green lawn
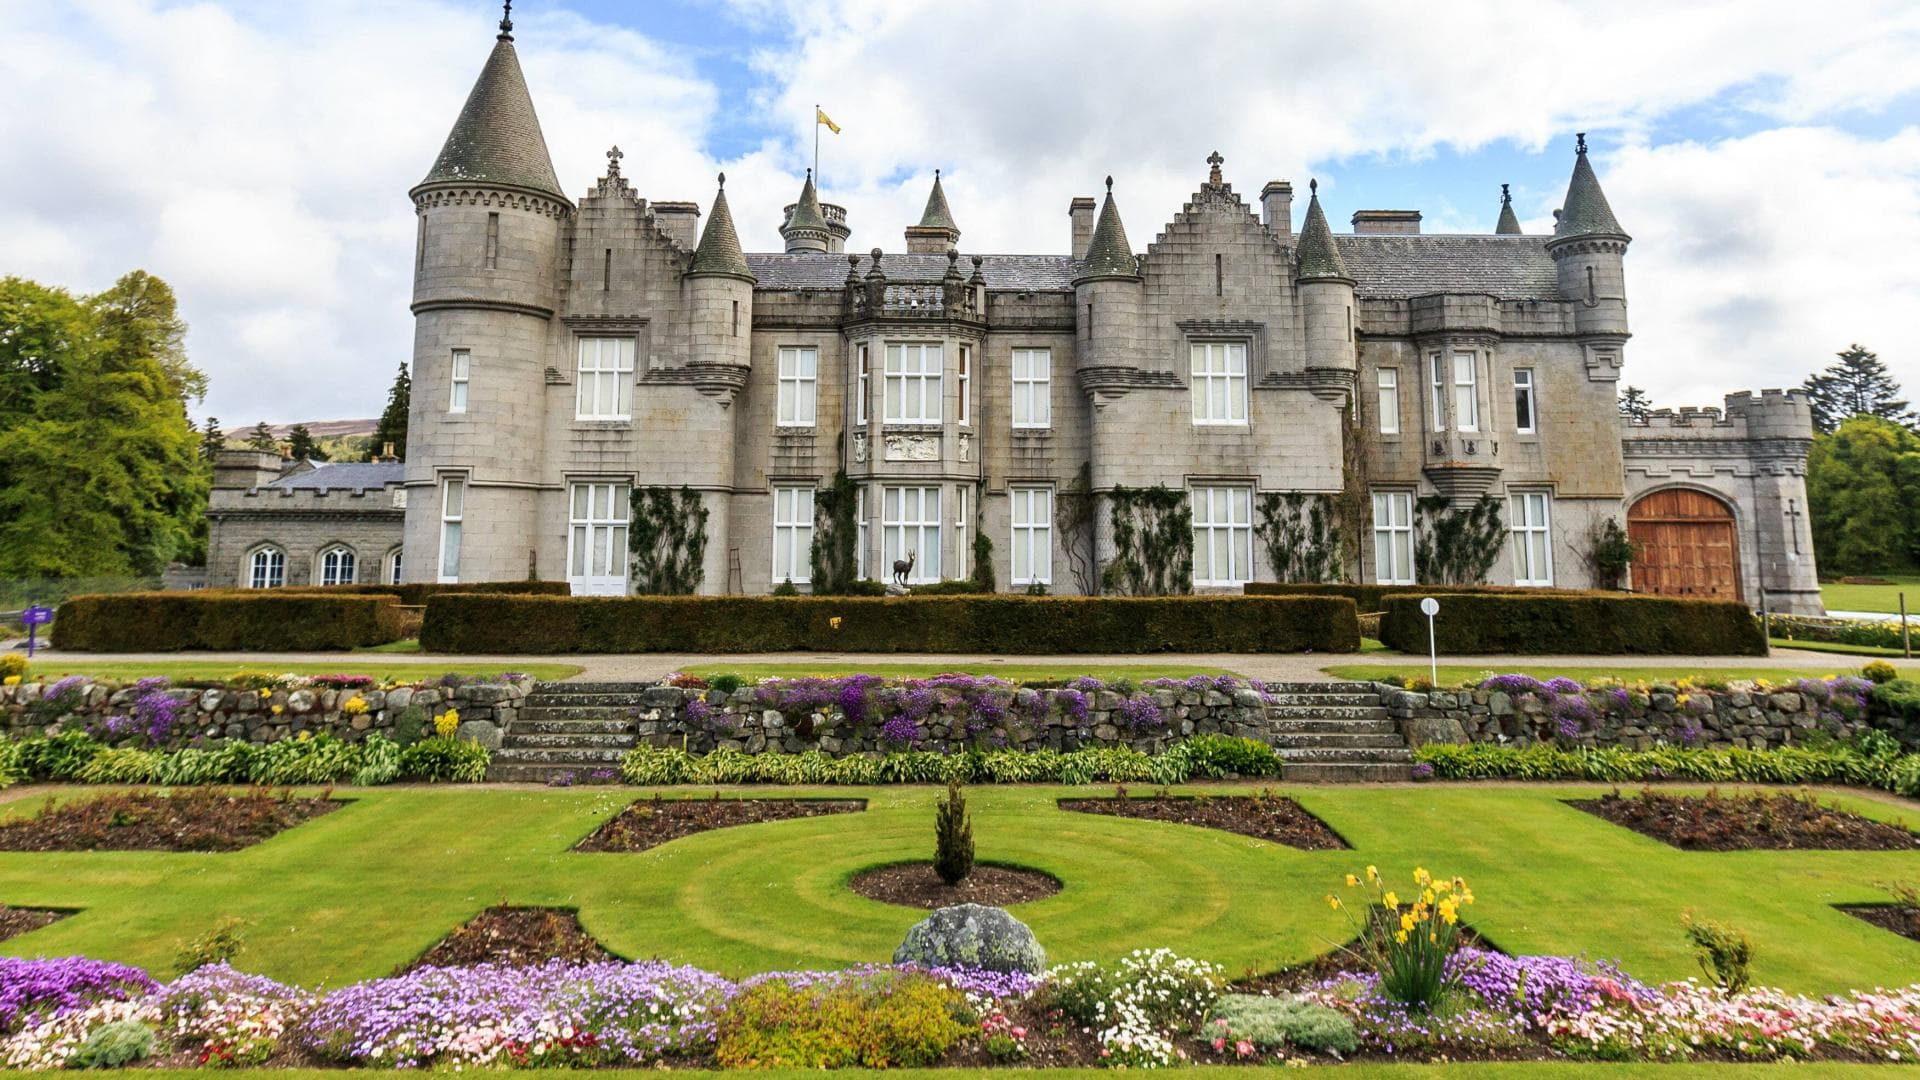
[683,662,1240,682]
[1821,574,1920,615]
[1775,637,1916,659]
[76,1067,1920,1079]
[1318,663,1881,686]
[12,660,585,683]
[3,784,1916,995]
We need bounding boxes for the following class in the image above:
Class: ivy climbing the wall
[970,486,996,593]
[1103,484,1193,596]
[1254,492,1344,584]
[809,469,861,594]
[1056,462,1100,595]
[1582,516,1640,590]
[629,486,709,595]
[1413,494,1505,585]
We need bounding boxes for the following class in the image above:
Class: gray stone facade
[218,17,1823,613]
[205,452,406,589]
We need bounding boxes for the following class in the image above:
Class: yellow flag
[815,108,841,134]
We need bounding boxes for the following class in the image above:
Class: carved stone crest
[883,433,939,462]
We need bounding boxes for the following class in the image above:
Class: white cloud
[0,0,1915,421]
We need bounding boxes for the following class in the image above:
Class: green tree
[199,417,224,461]
[369,361,410,461]
[1801,345,1914,434]
[1805,415,1920,573]
[1618,385,1654,422]
[0,272,207,577]
[246,421,278,452]
[287,424,327,461]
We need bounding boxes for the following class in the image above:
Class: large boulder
[892,903,1046,974]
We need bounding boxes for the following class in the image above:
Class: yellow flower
[271,705,284,715]
[1383,891,1399,909]
[1414,867,1432,887]
[435,710,460,738]
[1400,913,1416,932]
[1394,930,1408,944]
[342,695,368,715]
[1326,895,1341,910]
[1365,866,1378,882]
[1344,874,1359,887]
[1,676,18,687]
[829,616,843,630]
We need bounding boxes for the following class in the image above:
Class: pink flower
[1235,1039,1255,1058]
[1010,1027,1025,1039]
[1212,1038,1226,1051]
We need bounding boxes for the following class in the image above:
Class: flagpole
[813,103,820,189]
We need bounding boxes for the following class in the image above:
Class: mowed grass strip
[1319,663,1877,685]
[1822,574,1920,615]
[0,785,1916,993]
[13,660,585,682]
[683,662,1241,682]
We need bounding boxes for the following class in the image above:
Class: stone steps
[521,705,642,722]
[1266,705,1392,722]
[1268,718,1399,735]
[500,732,635,751]
[1272,732,1407,750]
[488,683,650,781]
[516,717,635,735]
[1261,693,1382,707]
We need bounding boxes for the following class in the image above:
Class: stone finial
[1576,132,1588,155]
[499,0,513,41]
[606,145,623,178]
[1207,150,1224,185]
[1501,182,1511,205]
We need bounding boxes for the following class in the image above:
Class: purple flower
[1544,677,1585,695]
[1068,677,1107,693]
[1550,694,1597,739]
[879,714,919,747]
[1409,762,1435,781]
[44,675,89,702]
[0,957,155,1032]
[1056,689,1090,726]
[1480,674,1547,697]
[1114,695,1166,733]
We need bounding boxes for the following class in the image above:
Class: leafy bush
[714,973,968,1069]
[933,781,974,885]
[1176,735,1285,779]
[771,578,799,597]
[1330,867,1471,1006]
[1413,741,1920,797]
[249,735,360,785]
[0,653,29,681]
[618,742,1273,787]
[1042,949,1224,1064]
[908,580,987,596]
[69,1019,156,1069]
[52,593,407,652]
[1208,993,1358,1054]
[351,734,402,786]
[77,748,164,785]
[707,673,745,696]
[175,916,246,975]
[398,735,489,783]
[421,594,1361,655]
[1379,594,1765,656]
[1863,660,1900,685]
[1682,912,1752,995]
[1871,679,1920,723]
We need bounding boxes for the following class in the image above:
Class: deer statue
[891,550,916,588]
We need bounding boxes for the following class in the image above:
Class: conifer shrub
[933,781,974,886]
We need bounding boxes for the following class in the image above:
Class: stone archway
[1627,488,1741,601]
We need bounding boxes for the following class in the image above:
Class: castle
[206,9,1824,615]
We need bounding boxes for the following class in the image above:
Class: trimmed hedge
[1379,593,1765,656]
[52,592,408,652]
[421,594,1361,655]
[258,580,573,605]
[1413,742,1920,797]
[1243,582,1610,612]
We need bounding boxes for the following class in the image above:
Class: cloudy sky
[3,0,1917,425]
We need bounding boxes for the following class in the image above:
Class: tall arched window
[386,548,404,585]
[247,546,286,589]
[319,546,357,586]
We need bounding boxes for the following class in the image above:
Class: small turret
[1074,177,1139,284]
[905,170,961,253]
[685,173,753,366]
[1073,177,1143,378]
[780,171,834,253]
[1295,179,1357,375]
[1495,184,1522,235]
[687,173,753,283]
[1545,133,1630,338]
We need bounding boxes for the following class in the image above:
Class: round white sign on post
[1420,597,1440,616]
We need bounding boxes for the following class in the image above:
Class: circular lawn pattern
[848,861,1061,909]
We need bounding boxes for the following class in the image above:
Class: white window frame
[776,346,817,427]
[449,349,469,414]
[1190,341,1249,425]
[856,485,868,580]
[884,342,943,423]
[1191,485,1253,586]
[855,344,870,425]
[772,485,815,586]
[1510,491,1554,587]
[1012,347,1051,429]
[954,486,969,580]
[246,546,285,589]
[1372,491,1415,585]
[567,481,631,595]
[1513,368,1537,434]
[438,476,465,583]
[575,337,635,421]
[957,345,972,426]
[1452,350,1480,432]
[1429,353,1446,431]
[386,548,404,585]
[1376,367,1400,435]
[1010,486,1053,585]
[318,545,357,587]
[883,485,941,583]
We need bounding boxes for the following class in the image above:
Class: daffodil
[1400,913,1416,932]
[1394,930,1408,944]
[1383,891,1399,909]
[1344,874,1358,887]
[1365,865,1378,882]
[1326,895,1341,910]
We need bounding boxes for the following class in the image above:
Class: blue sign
[21,605,53,627]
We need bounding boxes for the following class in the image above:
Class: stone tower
[904,171,961,253]
[1294,180,1357,377]
[1546,134,1630,379]
[405,6,569,581]
[1072,177,1143,498]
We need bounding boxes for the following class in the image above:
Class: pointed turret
[1552,133,1627,240]
[780,170,832,253]
[1074,177,1139,283]
[1294,179,1351,282]
[905,170,962,253]
[1495,183,1523,235]
[415,10,564,200]
[688,174,754,282]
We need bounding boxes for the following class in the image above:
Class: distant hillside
[229,419,382,461]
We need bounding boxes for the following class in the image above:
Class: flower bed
[0,789,339,852]
[1570,787,1920,851]
[1057,788,1348,850]
[573,796,866,853]
[403,906,613,973]
[848,863,1062,909]
[0,907,66,944]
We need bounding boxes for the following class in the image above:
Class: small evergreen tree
[1618,385,1654,422]
[287,424,326,461]
[933,780,974,886]
[370,361,411,460]
[1801,344,1915,434]
[246,421,278,452]
[199,417,224,461]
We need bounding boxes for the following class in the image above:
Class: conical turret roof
[688,175,753,281]
[1076,178,1138,282]
[1495,184,1523,235]
[1552,134,1626,240]
[1295,180,1351,282]
[918,170,958,232]
[785,171,828,232]
[418,33,564,199]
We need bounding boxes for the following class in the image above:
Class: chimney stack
[1351,210,1422,235]
[1260,181,1293,238]
[1069,196,1097,258]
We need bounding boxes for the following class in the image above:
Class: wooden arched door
[1627,489,1741,601]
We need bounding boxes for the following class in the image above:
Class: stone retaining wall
[0,679,528,748]
[1383,684,1910,751]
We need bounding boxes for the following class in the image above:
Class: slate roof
[689,180,753,281]
[418,38,564,199]
[1334,235,1563,300]
[784,173,828,232]
[1554,146,1626,239]
[1294,185,1351,282]
[743,236,1562,300]
[1495,185,1523,235]
[1077,188,1140,281]
[917,173,958,232]
[268,461,405,492]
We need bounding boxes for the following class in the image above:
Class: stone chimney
[1069,196,1096,258]
[213,449,286,491]
[1351,210,1422,235]
[1261,181,1293,238]
[652,201,700,249]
